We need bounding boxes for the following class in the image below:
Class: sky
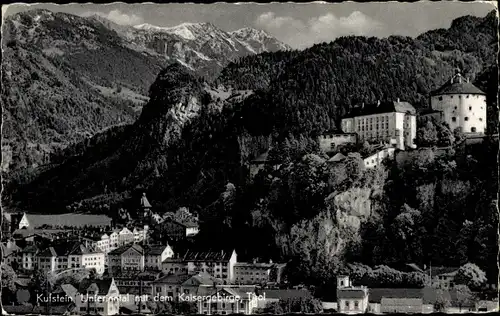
[3,2,497,49]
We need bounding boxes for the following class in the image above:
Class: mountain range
[2,10,498,215]
[1,9,290,173]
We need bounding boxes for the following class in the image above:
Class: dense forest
[2,10,498,295]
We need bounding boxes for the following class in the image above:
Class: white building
[336,275,369,314]
[108,244,145,274]
[162,250,237,283]
[144,244,174,271]
[118,227,135,246]
[76,278,120,316]
[429,69,487,134]
[341,100,417,150]
[197,287,259,315]
[362,146,396,169]
[37,242,106,275]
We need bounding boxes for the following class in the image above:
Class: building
[139,192,153,220]
[5,212,112,231]
[76,278,120,316]
[233,261,286,285]
[20,244,38,271]
[108,244,145,274]
[425,266,459,289]
[162,250,237,283]
[428,69,487,134]
[161,219,199,240]
[144,244,174,270]
[1,240,21,267]
[341,99,417,150]
[113,270,159,296]
[118,227,135,246]
[318,131,358,153]
[336,275,369,314]
[152,272,224,301]
[37,242,106,275]
[362,145,396,169]
[368,287,453,313]
[197,287,259,315]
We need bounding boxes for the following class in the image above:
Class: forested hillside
[3,10,498,292]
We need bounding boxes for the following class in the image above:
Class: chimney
[269,259,273,264]
[361,102,365,109]
[397,98,400,103]
[377,100,381,107]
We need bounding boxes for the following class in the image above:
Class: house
[152,272,224,302]
[319,131,358,153]
[161,257,189,275]
[118,227,135,246]
[336,275,369,314]
[341,99,417,150]
[161,219,199,240]
[162,250,237,282]
[233,260,286,285]
[144,244,174,270]
[76,278,120,316]
[152,273,192,299]
[425,266,459,289]
[108,244,145,275]
[1,240,21,267]
[368,287,453,313]
[38,242,106,275]
[197,287,259,315]
[362,145,396,169]
[113,270,159,297]
[426,69,487,134]
[133,225,149,243]
[20,244,38,271]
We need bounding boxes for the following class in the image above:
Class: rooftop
[79,278,116,296]
[368,287,452,304]
[430,70,485,96]
[182,249,234,262]
[234,262,274,269]
[343,100,416,118]
[108,243,144,256]
[11,213,112,228]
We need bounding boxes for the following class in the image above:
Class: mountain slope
[1,9,290,173]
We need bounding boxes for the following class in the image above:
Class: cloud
[81,9,143,26]
[255,11,385,49]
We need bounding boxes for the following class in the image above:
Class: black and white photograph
[0,1,499,315]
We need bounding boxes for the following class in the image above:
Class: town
[1,69,498,315]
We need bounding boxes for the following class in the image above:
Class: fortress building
[341,99,417,150]
[428,69,487,134]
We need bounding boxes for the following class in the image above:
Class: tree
[453,284,475,312]
[454,263,487,290]
[416,121,438,147]
[1,264,17,304]
[433,289,451,312]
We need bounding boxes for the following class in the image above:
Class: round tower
[430,69,487,134]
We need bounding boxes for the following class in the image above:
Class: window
[452,117,457,122]
[464,117,469,121]
[479,118,483,122]
[438,96,443,101]
[471,127,476,133]
[469,106,472,111]
[450,96,453,98]
[345,301,350,308]
[354,301,359,309]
